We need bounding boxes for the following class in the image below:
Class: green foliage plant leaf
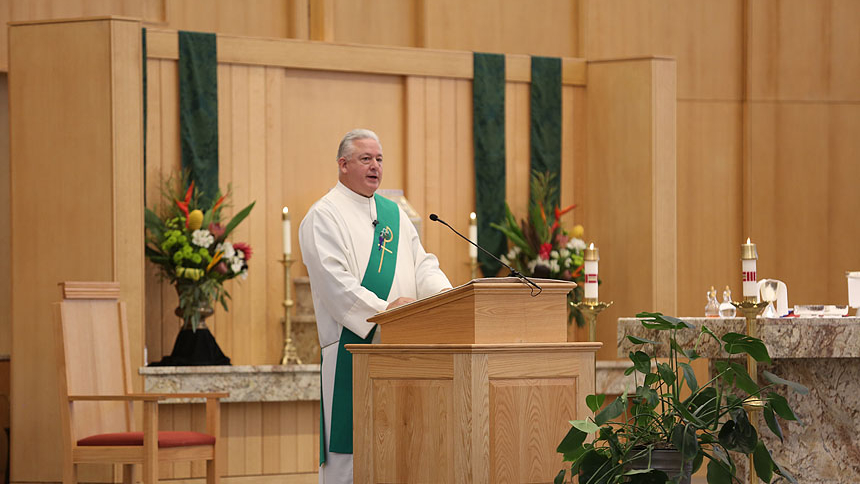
[671,423,699,460]
[767,392,799,421]
[763,406,783,442]
[595,394,626,426]
[762,370,810,394]
[679,362,698,393]
[706,458,733,484]
[586,394,606,413]
[718,409,758,454]
[553,469,565,484]
[221,201,256,240]
[630,351,652,375]
[721,332,772,363]
[572,418,600,434]
[657,362,676,386]
[753,440,774,483]
[557,425,587,455]
[643,373,660,387]
[728,361,759,395]
[628,335,661,346]
[579,449,612,484]
[691,450,704,474]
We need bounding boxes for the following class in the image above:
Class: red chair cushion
[78,431,215,448]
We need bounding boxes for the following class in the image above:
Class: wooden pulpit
[348,278,601,483]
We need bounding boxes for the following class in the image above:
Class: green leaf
[763,406,783,442]
[679,362,698,392]
[762,370,809,394]
[556,425,587,454]
[686,387,718,425]
[643,373,660,387]
[728,361,759,395]
[572,419,600,434]
[595,395,625,426]
[691,450,704,473]
[553,469,565,484]
[718,409,758,454]
[767,392,799,421]
[671,424,699,460]
[707,458,733,484]
[586,394,606,413]
[721,332,772,363]
[220,201,256,241]
[630,351,652,375]
[624,365,636,376]
[635,386,659,409]
[657,362,676,386]
[773,458,799,484]
[627,335,660,346]
[753,440,774,483]
[579,449,612,484]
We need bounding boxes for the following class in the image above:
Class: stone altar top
[617,316,860,359]
[140,364,320,403]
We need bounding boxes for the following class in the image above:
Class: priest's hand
[386,297,416,310]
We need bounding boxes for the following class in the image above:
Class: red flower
[233,242,253,261]
[539,242,553,260]
[174,181,195,227]
[208,223,225,240]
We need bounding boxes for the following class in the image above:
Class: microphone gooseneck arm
[429,213,542,295]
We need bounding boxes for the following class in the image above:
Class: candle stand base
[731,298,767,484]
[573,300,613,342]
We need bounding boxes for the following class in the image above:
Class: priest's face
[338,137,383,197]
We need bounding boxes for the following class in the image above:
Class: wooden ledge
[346,342,603,354]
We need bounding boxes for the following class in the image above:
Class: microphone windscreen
[429,213,438,221]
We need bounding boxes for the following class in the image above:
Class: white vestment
[298,181,451,484]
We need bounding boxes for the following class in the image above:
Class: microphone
[428,213,541,295]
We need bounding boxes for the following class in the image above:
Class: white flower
[217,241,236,258]
[550,259,561,273]
[560,248,570,259]
[527,259,539,273]
[191,229,214,248]
[239,270,248,280]
[568,238,586,251]
[550,250,559,260]
[230,257,244,274]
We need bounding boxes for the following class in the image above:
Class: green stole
[320,193,400,463]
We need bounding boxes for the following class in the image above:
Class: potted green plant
[556,312,806,484]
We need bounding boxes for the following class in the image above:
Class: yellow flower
[188,209,204,230]
[572,224,584,239]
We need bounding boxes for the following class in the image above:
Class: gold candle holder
[280,255,302,365]
[731,298,767,483]
[573,299,613,342]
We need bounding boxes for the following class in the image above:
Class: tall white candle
[741,238,757,299]
[282,207,291,255]
[584,243,599,300]
[469,212,478,259]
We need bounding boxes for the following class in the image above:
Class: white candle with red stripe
[741,238,758,299]
[584,243,599,300]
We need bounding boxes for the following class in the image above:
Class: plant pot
[148,304,231,366]
[627,448,693,484]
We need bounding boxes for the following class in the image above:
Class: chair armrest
[135,392,229,400]
[68,394,163,402]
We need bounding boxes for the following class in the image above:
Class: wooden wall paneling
[584,58,677,360]
[9,18,144,482]
[747,0,860,101]
[163,0,291,39]
[264,67,287,364]
[675,101,743,317]
[0,361,8,480]
[159,404,175,479]
[422,76,443,268]
[296,400,317,472]
[582,0,743,101]
[245,402,263,473]
[309,0,334,41]
[454,79,475,285]
[405,76,428,239]
[421,0,579,58]
[246,65,268,365]
[191,402,207,477]
[174,403,193,478]
[333,0,419,48]
[262,402,282,474]
[226,402,246,475]
[0,75,9,357]
[747,103,860,307]
[438,79,459,282]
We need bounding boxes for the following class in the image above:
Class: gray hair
[337,129,381,160]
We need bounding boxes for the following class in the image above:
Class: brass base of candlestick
[280,256,303,365]
[731,298,767,484]
[573,299,613,342]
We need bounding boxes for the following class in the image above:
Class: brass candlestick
[732,297,767,484]
[573,299,613,342]
[280,255,302,365]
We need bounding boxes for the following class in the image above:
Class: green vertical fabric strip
[142,28,147,205]
[530,56,562,209]
[179,31,218,206]
[473,52,506,276]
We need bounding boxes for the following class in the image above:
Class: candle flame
[589,243,595,250]
[470,212,476,220]
[282,206,290,219]
[746,237,751,244]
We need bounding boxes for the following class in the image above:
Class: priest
[299,128,452,483]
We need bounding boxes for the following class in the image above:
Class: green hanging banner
[530,56,562,209]
[473,52,507,276]
[179,31,218,206]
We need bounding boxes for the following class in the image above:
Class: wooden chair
[53,281,227,484]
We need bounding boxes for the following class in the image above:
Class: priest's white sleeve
[299,206,387,340]
[404,214,452,299]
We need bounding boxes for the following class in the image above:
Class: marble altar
[141,364,320,402]
[618,316,860,484]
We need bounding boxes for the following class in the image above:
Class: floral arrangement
[492,171,589,326]
[144,175,255,330]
